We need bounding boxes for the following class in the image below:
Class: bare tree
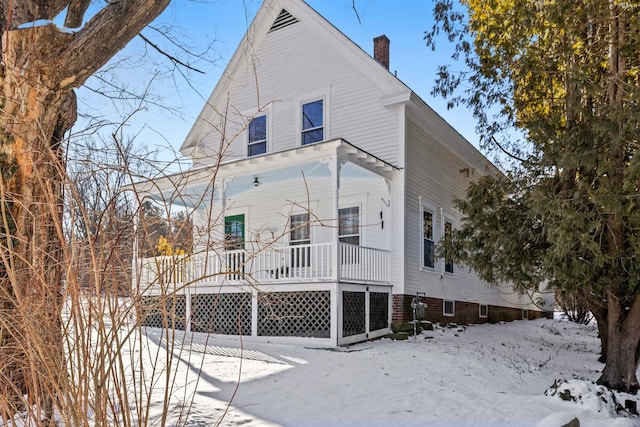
[0,0,171,420]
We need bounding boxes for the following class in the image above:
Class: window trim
[479,304,488,318]
[443,300,455,317]
[247,114,268,157]
[421,207,435,270]
[301,99,324,146]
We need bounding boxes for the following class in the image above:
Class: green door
[224,214,245,249]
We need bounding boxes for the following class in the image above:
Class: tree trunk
[0,0,170,420]
[598,325,640,393]
[597,294,640,393]
[581,290,608,363]
[0,25,74,419]
[592,306,608,364]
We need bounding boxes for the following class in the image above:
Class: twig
[138,33,205,74]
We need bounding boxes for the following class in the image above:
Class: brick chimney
[373,35,390,70]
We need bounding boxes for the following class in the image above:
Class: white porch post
[328,156,342,281]
[216,178,230,277]
[329,156,342,346]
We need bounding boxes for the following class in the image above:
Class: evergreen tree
[428,0,640,392]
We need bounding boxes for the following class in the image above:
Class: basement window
[479,304,488,318]
[443,300,455,317]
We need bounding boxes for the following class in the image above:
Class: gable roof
[179,0,496,177]
[179,0,411,155]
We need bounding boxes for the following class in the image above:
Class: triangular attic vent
[268,9,299,33]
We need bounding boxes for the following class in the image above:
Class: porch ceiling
[130,139,399,209]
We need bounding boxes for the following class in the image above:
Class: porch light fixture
[253,176,260,187]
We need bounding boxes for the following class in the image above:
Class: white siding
[194,18,403,168]
[179,0,541,313]
[402,110,537,310]
[190,173,390,254]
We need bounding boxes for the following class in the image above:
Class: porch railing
[136,242,389,293]
[339,243,389,283]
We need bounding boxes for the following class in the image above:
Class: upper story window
[302,100,323,145]
[444,220,453,274]
[248,115,267,157]
[422,209,435,269]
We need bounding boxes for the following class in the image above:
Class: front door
[225,214,245,280]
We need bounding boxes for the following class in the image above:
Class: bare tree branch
[59,0,171,90]
[0,0,67,30]
[352,0,362,25]
[138,32,205,74]
[64,0,91,28]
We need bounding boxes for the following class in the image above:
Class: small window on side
[422,209,434,269]
[444,220,453,274]
[479,304,488,318]
[443,300,455,317]
[522,309,529,320]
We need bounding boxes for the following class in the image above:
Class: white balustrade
[339,243,389,283]
[137,242,388,293]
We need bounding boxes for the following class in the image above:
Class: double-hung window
[338,207,360,245]
[444,220,453,274]
[248,115,267,156]
[339,207,360,264]
[422,210,435,269]
[290,213,310,267]
[302,100,323,145]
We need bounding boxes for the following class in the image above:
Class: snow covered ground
[141,318,640,427]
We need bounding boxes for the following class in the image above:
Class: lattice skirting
[139,290,333,339]
[139,295,187,330]
[342,291,389,337]
[258,291,331,338]
[191,293,251,335]
[139,287,391,344]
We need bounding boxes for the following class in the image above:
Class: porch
[131,139,397,346]
[135,244,391,346]
[136,242,389,292]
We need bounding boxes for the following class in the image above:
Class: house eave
[129,138,400,203]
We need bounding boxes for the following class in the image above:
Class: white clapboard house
[132,0,549,347]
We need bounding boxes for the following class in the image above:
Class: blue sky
[75,0,476,168]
